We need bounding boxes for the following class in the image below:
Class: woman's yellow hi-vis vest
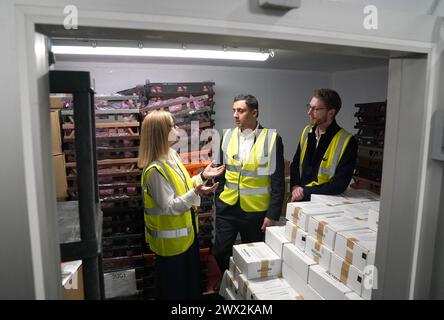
[299,125,352,186]
[220,127,277,212]
[141,152,198,256]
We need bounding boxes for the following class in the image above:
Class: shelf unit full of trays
[351,101,387,195]
[118,81,219,296]
[61,94,156,300]
[219,188,381,300]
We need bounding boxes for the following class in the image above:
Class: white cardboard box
[219,270,229,296]
[334,228,377,272]
[265,226,290,258]
[341,188,380,202]
[284,220,308,252]
[251,286,304,300]
[237,273,252,299]
[362,201,380,211]
[329,253,364,296]
[226,270,239,296]
[308,213,368,250]
[220,270,243,299]
[345,292,364,300]
[334,203,370,222]
[229,256,236,275]
[368,209,379,231]
[61,260,84,300]
[308,265,352,300]
[225,288,237,300]
[286,202,343,231]
[282,263,324,300]
[304,236,333,271]
[104,269,137,299]
[310,194,355,206]
[232,242,282,280]
[238,275,291,300]
[237,273,280,299]
[229,256,242,280]
[282,243,316,282]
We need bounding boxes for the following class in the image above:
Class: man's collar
[240,122,259,137]
[311,119,338,135]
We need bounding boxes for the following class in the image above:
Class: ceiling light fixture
[51,45,271,61]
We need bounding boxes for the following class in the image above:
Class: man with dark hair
[213,94,285,272]
[289,88,358,202]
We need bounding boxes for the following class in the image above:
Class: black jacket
[214,124,285,221]
[290,120,358,201]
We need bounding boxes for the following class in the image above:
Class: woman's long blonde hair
[138,110,173,168]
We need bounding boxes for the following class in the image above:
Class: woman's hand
[202,160,225,180]
[194,182,219,196]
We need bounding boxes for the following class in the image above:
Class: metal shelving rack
[134,81,218,296]
[50,70,104,300]
[60,92,149,299]
[351,100,387,195]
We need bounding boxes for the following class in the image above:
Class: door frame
[10,2,443,299]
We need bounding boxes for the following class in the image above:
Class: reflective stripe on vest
[141,151,198,256]
[220,127,277,212]
[145,225,192,239]
[299,125,311,178]
[224,181,271,195]
[298,127,352,186]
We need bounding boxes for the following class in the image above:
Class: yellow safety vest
[220,127,277,212]
[141,152,199,256]
[299,125,352,186]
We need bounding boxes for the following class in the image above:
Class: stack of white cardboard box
[219,188,380,300]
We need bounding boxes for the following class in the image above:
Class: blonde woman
[138,110,224,300]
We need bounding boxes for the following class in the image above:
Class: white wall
[331,66,389,135]
[55,61,331,161]
[55,61,389,159]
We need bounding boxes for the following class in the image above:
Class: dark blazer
[214,124,285,221]
[289,120,358,201]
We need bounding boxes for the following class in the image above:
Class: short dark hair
[313,89,342,113]
[234,94,259,116]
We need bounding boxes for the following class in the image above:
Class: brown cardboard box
[50,96,65,109]
[50,110,62,155]
[284,159,291,177]
[282,176,291,215]
[53,153,67,200]
[62,260,84,300]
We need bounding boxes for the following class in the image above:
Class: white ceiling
[43,24,400,73]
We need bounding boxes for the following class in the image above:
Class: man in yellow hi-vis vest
[213,94,285,272]
[290,89,358,202]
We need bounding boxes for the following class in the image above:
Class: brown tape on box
[260,260,269,278]
[346,237,358,263]
[293,207,301,224]
[316,221,328,242]
[228,274,234,289]
[347,237,358,249]
[346,251,353,263]
[291,226,297,242]
[242,280,249,297]
[313,241,321,263]
[340,260,351,284]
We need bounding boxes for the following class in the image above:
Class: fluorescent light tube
[51,46,270,61]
